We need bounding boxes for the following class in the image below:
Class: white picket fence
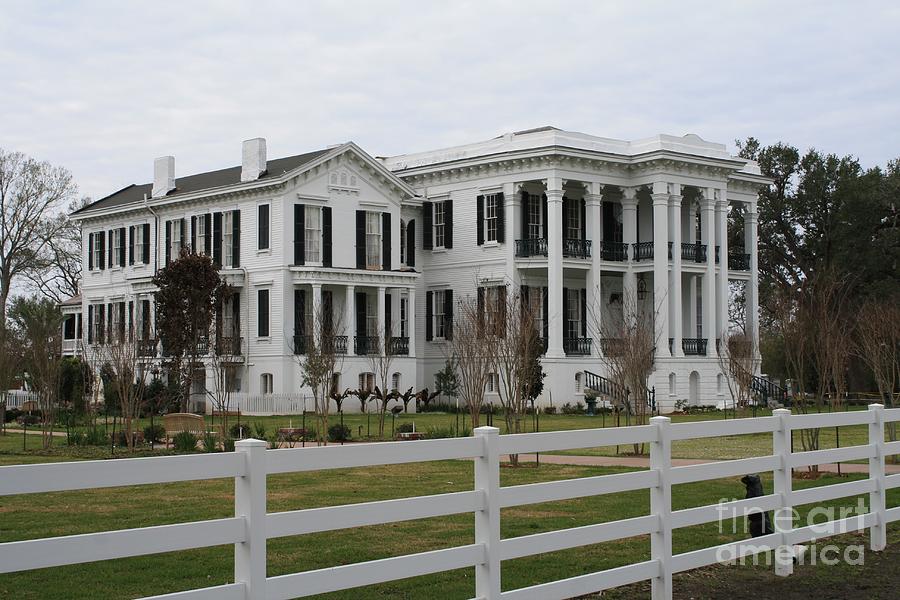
[1,390,39,409]
[226,393,315,416]
[1,405,899,600]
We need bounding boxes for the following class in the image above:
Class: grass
[1,427,898,600]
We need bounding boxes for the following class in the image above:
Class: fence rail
[227,393,314,416]
[1,390,39,409]
[1,406,898,600]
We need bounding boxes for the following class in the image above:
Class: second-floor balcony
[681,242,707,263]
[294,334,348,355]
[599,337,625,357]
[137,338,158,357]
[514,238,591,259]
[216,336,243,356]
[354,335,380,355]
[599,241,628,262]
[388,337,410,356]
[562,239,591,259]
[682,338,708,356]
[563,337,592,356]
[632,242,654,262]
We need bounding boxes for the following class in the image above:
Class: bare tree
[0,149,78,325]
[717,332,755,409]
[366,332,397,439]
[0,322,20,433]
[855,298,900,445]
[446,292,498,429]
[774,284,817,456]
[24,197,88,303]
[100,324,147,451]
[293,301,344,445]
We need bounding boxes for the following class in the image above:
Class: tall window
[195,216,207,254]
[112,229,123,266]
[365,294,378,337]
[391,372,401,392]
[258,289,270,337]
[359,372,375,392]
[171,219,183,257]
[433,292,445,339]
[223,211,234,267]
[260,373,273,394]
[484,286,502,334]
[134,226,145,263]
[486,372,499,393]
[365,211,381,268]
[400,220,407,265]
[433,202,445,248]
[484,194,498,242]
[400,297,408,338]
[567,291,580,339]
[92,234,103,270]
[223,296,235,339]
[528,194,541,239]
[258,204,270,250]
[567,201,581,240]
[305,206,322,263]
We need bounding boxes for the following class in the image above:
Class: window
[484,194,498,242]
[433,202,445,248]
[366,294,378,337]
[400,297,408,338]
[359,372,375,392]
[567,201,581,240]
[400,220,407,265]
[717,373,725,395]
[433,292,445,339]
[258,204,270,250]
[134,226,145,263]
[223,296,236,340]
[91,304,104,343]
[567,291,580,339]
[260,373,274,394]
[111,302,124,341]
[223,211,234,267]
[486,372,499,393]
[528,194,542,239]
[112,229,123,266]
[391,372,401,392]
[669,373,677,396]
[257,289,270,337]
[63,315,76,340]
[171,219,183,257]
[92,234,103,270]
[484,286,502,334]
[195,215,207,255]
[575,372,583,393]
[305,206,321,263]
[330,373,341,396]
[365,211,381,268]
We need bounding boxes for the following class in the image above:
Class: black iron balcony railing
[355,335,381,355]
[632,242,654,262]
[599,337,625,357]
[137,339,158,357]
[294,334,348,355]
[681,242,707,263]
[564,337,592,356]
[600,241,628,262]
[563,238,592,259]
[388,337,410,356]
[216,336,243,356]
[728,252,751,271]
[682,338,708,356]
[515,238,548,257]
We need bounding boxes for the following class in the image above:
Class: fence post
[772,408,793,577]
[649,415,672,600]
[235,439,267,599]
[868,403,886,551]
[474,426,500,600]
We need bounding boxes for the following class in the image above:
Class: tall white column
[311,284,322,346]
[652,182,670,358]
[345,285,355,356]
[702,190,716,354]
[545,177,565,358]
[745,203,760,364]
[504,182,520,289]
[376,286,386,354]
[715,190,729,349]
[585,183,603,356]
[670,190,684,357]
[622,187,638,313]
[407,288,416,359]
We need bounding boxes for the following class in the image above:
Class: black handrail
[681,242,707,263]
[388,337,410,355]
[515,238,548,257]
[355,335,381,355]
[563,337,592,356]
[632,242,653,261]
[583,370,629,402]
[600,241,628,261]
[682,338,707,356]
[563,239,592,259]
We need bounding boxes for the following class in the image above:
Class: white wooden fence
[1,405,899,600]
[1,390,39,409]
[226,393,315,416]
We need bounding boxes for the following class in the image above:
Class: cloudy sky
[2,0,898,201]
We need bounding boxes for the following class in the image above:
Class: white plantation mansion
[63,127,769,412]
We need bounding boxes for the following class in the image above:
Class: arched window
[330,373,341,396]
[260,373,274,395]
[359,372,375,392]
[668,372,677,396]
[574,372,583,393]
[717,373,724,395]
[392,372,401,392]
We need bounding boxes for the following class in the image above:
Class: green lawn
[1,429,897,600]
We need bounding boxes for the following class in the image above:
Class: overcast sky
[2,0,898,201]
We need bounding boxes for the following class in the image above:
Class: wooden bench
[163,413,215,448]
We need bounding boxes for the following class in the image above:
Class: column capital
[584,193,603,206]
[669,194,683,207]
[651,193,669,206]
[622,186,637,201]
[545,189,564,203]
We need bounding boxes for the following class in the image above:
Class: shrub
[560,402,586,415]
[172,431,198,452]
[68,430,87,446]
[143,424,166,444]
[543,406,557,415]
[396,422,415,434]
[223,437,236,452]
[253,423,267,439]
[17,414,41,425]
[84,427,107,446]
[202,431,219,452]
[4,408,21,423]
[230,423,252,439]
[425,426,456,439]
[111,429,144,447]
[302,427,318,442]
[328,423,351,442]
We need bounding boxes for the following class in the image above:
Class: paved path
[503,453,900,475]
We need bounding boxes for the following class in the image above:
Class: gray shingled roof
[73,148,332,216]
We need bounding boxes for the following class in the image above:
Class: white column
[585,183,603,356]
[670,191,684,357]
[652,182,670,358]
[407,288,416,359]
[622,187,638,312]
[745,203,760,364]
[311,284,322,346]
[345,285,355,356]
[545,177,565,358]
[234,438,267,599]
[701,190,716,354]
[376,286,386,354]
[715,191,729,349]
[504,182,520,289]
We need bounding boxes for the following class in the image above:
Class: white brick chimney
[152,156,175,198]
[241,138,267,181]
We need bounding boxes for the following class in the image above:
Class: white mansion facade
[65,127,768,411]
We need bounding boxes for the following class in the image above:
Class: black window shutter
[142,299,151,338]
[580,198,586,241]
[119,302,126,338]
[118,228,126,267]
[382,212,391,271]
[87,305,93,343]
[322,206,332,267]
[142,224,150,264]
[498,285,507,337]
[444,289,453,340]
[128,301,133,337]
[129,226,135,265]
[355,292,366,338]
[425,290,433,341]
[213,212,222,267]
[294,289,305,335]
[107,304,113,340]
[581,288,587,337]
[232,211,241,268]
[407,220,415,268]
[385,293,392,338]
[496,192,505,243]
[562,287,570,340]
[542,287,549,341]
[231,293,240,337]
[258,205,269,250]
[476,195,484,246]
[88,233,94,271]
[204,214,212,255]
[165,221,171,266]
[521,190,529,240]
[294,204,305,265]
[562,197,569,240]
[107,230,113,268]
[98,231,106,270]
[541,194,548,239]
[444,200,453,249]
[258,289,269,337]
[180,218,187,250]
[355,210,366,269]
[423,202,433,250]
[476,287,485,335]
[190,216,197,252]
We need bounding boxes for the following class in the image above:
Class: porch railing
[563,337,592,356]
[216,336,243,356]
[682,338,707,356]
[632,241,654,262]
[293,335,348,355]
[354,335,381,355]
[681,242,707,263]
[599,337,625,356]
[388,337,410,356]
[514,238,547,257]
[137,339,158,357]
[599,241,628,261]
[563,238,591,259]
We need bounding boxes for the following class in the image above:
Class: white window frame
[133,226,145,264]
[567,292,580,339]
[528,194,542,239]
[433,202,445,249]
[305,205,322,264]
[400,297,408,338]
[391,372,401,392]
[486,372,499,394]
[171,219,183,258]
[484,286,501,333]
[484,194,498,243]
[258,203,271,252]
[112,229,123,267]
[91,304,104,342]
[365,211,381,268]
[567,201,581,240]
[359,372,375,392]
[365,293,378,337]
[261,373,274,395]
[92,234,103,271]
[433,292,445,340]
[195,215,207,255]
[223,211,234,268]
